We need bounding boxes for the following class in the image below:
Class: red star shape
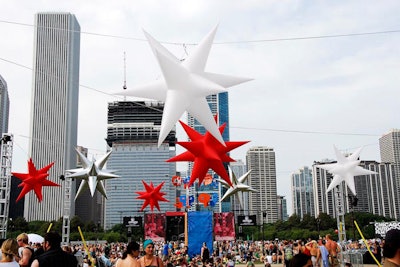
[136,180,169,211]
[11,158,59,202]
[167,118,249,188]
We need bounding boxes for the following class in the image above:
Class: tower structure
[0,75,9,135]
[186,92,230,212]
[291,166,314,219]
[246,146,278,224]
[25,13,80,221]
[379,129,400,219]
[104,101,176,229]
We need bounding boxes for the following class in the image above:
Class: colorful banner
[144,213,166,242]
[214,212,235,241]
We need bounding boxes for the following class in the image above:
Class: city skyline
[0,2,399,215]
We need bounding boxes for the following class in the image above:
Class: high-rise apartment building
[25,13,80,221]
[246,146,278,224]
[0,75,9,135]
[379,129,400,218]
[186,92,231,212]
[312,160,398,220]
[277,195,288,221]
[291,166,314,219]
[104,101,177,229]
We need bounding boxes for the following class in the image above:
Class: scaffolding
[335,183,347,267]
[0,134,13,238]
[62,174,72,245]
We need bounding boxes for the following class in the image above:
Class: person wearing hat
[383,229,400,267]
[139,240,164,267]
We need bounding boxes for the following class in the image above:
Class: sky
[0,1,399,215]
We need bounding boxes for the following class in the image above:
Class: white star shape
[115,25,252,146]
[219,167,257,209]
[66,149,119,200]
[319,145,376,195]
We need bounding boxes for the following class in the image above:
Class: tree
[13,217,28,232]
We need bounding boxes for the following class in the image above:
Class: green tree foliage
[13,217,29,232]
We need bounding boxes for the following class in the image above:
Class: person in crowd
[115,241,140,267]
[289,253,312,267]
[383,229,400,267]
[31,232,77,267]
[0,239,19,267]
[305,240,320,267]
[325,234,340,267]
[201,242,210,264]
[138,239,164,267]
[282,240,293,267]
[318,240,329,267]
[16,233,33,267]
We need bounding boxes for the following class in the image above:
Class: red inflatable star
[11,158,59,202]
[136,180,169,211]
[167,118,249,188]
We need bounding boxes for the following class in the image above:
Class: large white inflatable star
[115,25,252,146]
[66,149,119,200]
[220,167,257,208]
[319,145,376,195]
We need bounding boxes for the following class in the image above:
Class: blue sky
[1,1,399,214]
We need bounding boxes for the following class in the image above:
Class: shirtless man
[325,234,340,267]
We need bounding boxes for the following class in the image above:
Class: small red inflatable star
[136,180,169,211]
[167,118,249,188]
[12,158,59,202]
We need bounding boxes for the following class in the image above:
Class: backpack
[284,246,293,261]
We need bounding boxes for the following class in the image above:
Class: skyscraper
[104,101,176,229]
[0,75,9,135]
[379,129,400,218]
[186,92,231,212]
[246,146,278,224]
[291,166,314,219]
[25,13,80,221]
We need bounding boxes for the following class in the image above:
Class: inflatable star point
[66,149,119,200]
[136,180,169,211]
[220,167,257,208]
[12,158,59,202]
[167,119,249,188]
[115,25,252,147]
[319,145,377,195]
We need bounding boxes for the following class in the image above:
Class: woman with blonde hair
[0,238,19,266]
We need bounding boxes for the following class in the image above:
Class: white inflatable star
[220,167,257,208]
[115,25,252,146]
[66,149,119,200]
[319,145,376,195]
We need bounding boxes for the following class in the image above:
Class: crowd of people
[0,230,399,267]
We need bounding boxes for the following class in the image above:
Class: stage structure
[0,134,12,238]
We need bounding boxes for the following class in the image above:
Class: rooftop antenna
[123,52,127,101]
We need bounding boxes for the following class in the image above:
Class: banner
[237,215,257,226]
[214,212,235,241]
[188,211,213,257]
[144,213,166,242]
[123,216,143,228]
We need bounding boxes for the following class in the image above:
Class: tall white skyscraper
[291,166,314,219]
[25,13,80,221]
[246,146,278,224]
[0,75,9,135]
[379,129,400,219]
